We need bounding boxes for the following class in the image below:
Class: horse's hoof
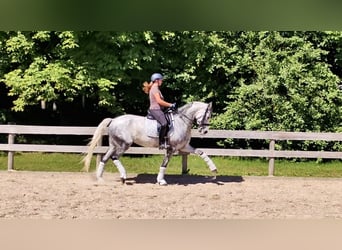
[211,169,218,180]
[121,178,126,184]
[97,177,105,183]
[157,179,168,186]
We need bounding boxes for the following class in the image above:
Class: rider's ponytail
[142,81,153,94]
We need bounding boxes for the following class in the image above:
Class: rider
[142,73,177,149]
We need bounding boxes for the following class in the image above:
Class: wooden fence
[0,124,341,176]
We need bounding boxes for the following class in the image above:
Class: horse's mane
[178,101,208,113]
[177,102,193,113]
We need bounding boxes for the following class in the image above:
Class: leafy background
[0,31,341,151]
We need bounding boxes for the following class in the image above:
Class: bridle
[177,103,211,129]
[199,104,211,127]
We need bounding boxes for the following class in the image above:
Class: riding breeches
[148,109,168,143]
[148,109,168,127]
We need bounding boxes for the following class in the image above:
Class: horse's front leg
[157,148,174,185]
[180,144,218,178]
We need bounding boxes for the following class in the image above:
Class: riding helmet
[151,73,163,82]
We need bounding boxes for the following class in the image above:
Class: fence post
[7,133,15,171]
[181,152,190,174]
[268,139,275,176]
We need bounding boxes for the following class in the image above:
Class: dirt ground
[1,170,342,219]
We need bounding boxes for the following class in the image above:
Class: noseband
[178,103,211,128]
[199,104,211,127]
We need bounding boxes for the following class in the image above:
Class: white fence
[0,124,341,176]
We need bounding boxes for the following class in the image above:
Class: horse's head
[196,102,213,134]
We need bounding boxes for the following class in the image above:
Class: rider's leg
[158,124,169,149]
[149,109,169,149]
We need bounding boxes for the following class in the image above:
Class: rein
[199,104,211,126]
[177,103,211,127]
[178,111,193,125]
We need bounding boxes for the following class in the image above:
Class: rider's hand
[170,103,177,110]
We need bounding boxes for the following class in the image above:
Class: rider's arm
[153,92,172,108]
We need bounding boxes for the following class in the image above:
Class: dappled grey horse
[82,101,217,185]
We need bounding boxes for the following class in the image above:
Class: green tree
[212,31,341,132]
[0,31,156,114]
[1,31,79,111]
[1,31,341,150]
[211,31,341,151]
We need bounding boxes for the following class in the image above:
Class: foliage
[209,31,342,150]
[0,31,341,150]
[211,32,341,131]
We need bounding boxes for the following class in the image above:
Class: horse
[82,101,217,185]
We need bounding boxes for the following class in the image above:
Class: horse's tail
[82,118,112,172]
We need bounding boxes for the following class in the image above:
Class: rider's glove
[170,103,177,110]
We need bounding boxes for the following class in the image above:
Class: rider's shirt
[149,84,164,110]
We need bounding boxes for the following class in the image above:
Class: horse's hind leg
[111,156,127,184]
[97,147,128,184]
[96,146,116,182]
[110,137,131,184]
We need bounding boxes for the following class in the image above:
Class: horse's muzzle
[198,126,209,134]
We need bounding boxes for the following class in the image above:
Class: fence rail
[0,125,341,176]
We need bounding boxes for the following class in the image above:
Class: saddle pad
[145,118,159,138]
[144,118,174,138]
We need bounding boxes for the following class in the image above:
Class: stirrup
[159,142,171,150]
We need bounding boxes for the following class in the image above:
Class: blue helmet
[151,73,163,82]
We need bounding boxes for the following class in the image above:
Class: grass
[0,152,341,177]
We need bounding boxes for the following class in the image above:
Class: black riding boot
[159,125,170,149]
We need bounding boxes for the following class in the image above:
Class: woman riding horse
[142,73,177,149]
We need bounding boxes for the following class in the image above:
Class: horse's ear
[208,102,213,110]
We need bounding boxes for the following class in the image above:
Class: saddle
[145,109,174,138]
